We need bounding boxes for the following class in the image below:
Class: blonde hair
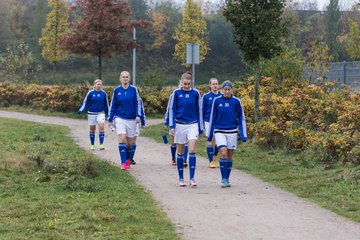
[209,78,218,84]
[120,71,130,80]
[181,72,192,81]
[94,79,102,85]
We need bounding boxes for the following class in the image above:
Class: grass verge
[0,118,179,239]
[141,123,360,222]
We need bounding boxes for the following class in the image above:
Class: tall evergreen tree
[39,0,69,67]
[324,0,341,58]
[346,19,360,60]
[173,0,209,67]
[223,0,288,122]
[60,0,147,79]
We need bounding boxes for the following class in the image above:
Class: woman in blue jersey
[164,80,189,166]
[207,80,247,188]
[169,72,203,187]
[108,71,142,170]
[78,79,109,150]
[201,78,221,168]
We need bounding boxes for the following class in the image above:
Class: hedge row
[1,80,359,165]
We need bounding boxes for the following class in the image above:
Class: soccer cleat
[90,145,95,151]
[121,164,127,170]
[213,155,219,168]
[99,144,105,150]
[209,161,216,168]
[226,180,232,187]
[130,159,136,165]
[189,179,197,187]
[171,159,176,166]
[221,179,227,188]
[179,179,186,187]
[126,160,131,169]
[183,161,188,168]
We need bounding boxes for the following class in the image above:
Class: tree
[0,0,13,51]
[324,0,341,58]
[306,38,331,83]
[30,0,48,59]
[173,0,209,67]
[0,42,41,83]
[223,0,288,122]
[60,0,147,79]
[39,0,69,68]
[148,12,169,50]
[346,20,360,60]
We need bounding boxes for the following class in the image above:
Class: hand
[135,117,140,123]
[170,128,175,136]
[109,123,115,132]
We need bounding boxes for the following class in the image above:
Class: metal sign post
[132,27,136,86]
[186,43,200,86]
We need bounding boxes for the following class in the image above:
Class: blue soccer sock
[184,144,189,163]
[206,145,214,162]
[89,131,95,145]
[129,144,136,160]
[189,153,196,180]
[118,143,127,165]
[226,160,233,180]
[170,144,177,160]
[176,154,184,180]
[219,158,227,180]
[214,145,219,156]
[99,131,104,145]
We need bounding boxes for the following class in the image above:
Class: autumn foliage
[1,77,359,165]
[60,0,147,78]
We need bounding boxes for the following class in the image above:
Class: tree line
[0,0,359,87]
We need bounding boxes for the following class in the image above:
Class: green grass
[0,118,179,240]
[141,124,360,222]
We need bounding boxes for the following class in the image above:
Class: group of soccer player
[164,72,247,188]
[78,70,247,188]
[78,71,145,170]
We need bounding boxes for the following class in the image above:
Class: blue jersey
[164,93,174,127]
[207,95,247,142]
[108,85,141,122]
[169,88,203,132]
[201,91,222,122]
[78,89,109,115]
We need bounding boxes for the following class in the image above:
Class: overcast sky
[189,0,359,11]
[316,0,358,10]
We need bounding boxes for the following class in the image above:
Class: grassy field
[141,124,360,222]
[0,118,179,240]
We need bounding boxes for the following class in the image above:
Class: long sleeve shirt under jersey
[108,85,141,122]
[169,88,203,132]
[201,91,222,123]
[78,89,109,115]
[207,95,247,142]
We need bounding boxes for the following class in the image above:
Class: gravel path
[1,110,359,240]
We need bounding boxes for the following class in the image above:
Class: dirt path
[1,110,359,240]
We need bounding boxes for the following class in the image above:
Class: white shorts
[87,113,105,126]
[215,132,238,150]
[174,123,199,144]
[204,121,211,138]
[114,118,137,137]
